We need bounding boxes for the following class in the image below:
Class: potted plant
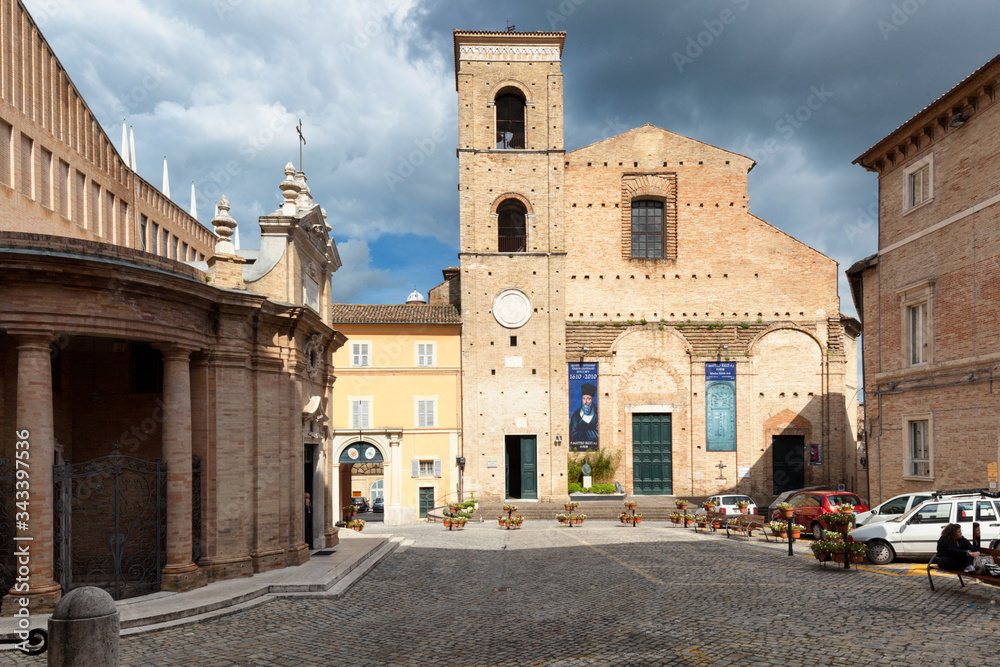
[334,520,347,528]
[683,513,695,526]
[669,512,682,524]
[789,523,804,539]
[696,515,709,527]
[633,513,641,524]
[768,521,787,538]
[775,502,794,519]
[702,500,716,511]
[343,505,357,519]
[846,540,867,563]
[834,502,855,514]
[498,515,508,527]
[736,500,751,514]
[624,501,638,511]
[810,541,831,561]
[502,503,518,513]
[575,514,586,525]
[348,519,365,532]
[822,510,855,534]
[565,501,580,511]
[675,499,689,510]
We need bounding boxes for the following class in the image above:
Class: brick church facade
[448,30,861,503]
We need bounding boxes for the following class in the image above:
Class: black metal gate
[0,458,15,605]
[54,454,167,600]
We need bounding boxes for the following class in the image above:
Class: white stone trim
[460,45,561,62]
[881,190,1000,256]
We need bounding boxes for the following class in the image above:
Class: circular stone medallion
[492,289,531,329]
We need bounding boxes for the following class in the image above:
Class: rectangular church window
[631,199,664,259]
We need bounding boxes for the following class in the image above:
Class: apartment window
[904,154,933,210]
[350,398,371,429]
[0,120,11,187]
[905,415,932,479]
[631,199,664,258]
[351,342,371,367]
[140,215,148,251]
[416,342,435,367]
[416,398,437,428]
[411,459,442,478]
[898,278,934,367]
[908,302,928,365]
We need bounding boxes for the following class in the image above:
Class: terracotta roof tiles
[330,304,461,324]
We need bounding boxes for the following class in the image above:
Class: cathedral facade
[450,30,861,503]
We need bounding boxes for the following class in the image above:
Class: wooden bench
[723,513,767,540]
[927,546,1000,591]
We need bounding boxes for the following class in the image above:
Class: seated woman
[937,523,980,573]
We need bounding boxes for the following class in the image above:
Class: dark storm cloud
[25,0,1000,310]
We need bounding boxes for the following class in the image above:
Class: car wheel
[811,522,824,541]
[991,538,1000,550]
[866,540,895,565]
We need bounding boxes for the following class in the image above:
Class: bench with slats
[927,546,1000,591]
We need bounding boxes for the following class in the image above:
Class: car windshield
[826,494,862,506]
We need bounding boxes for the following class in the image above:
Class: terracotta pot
[780,509,794,519]
[814,551,829,561]
[849,554,864,563]
[351,525,363,532]
[832,553,846,563]
[790,529,801,539]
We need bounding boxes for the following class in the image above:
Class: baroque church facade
[446,30,861,503]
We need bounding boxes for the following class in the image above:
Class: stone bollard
[47,587,119,667]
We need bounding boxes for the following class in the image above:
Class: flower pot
[832,553,846,563]
[835,524,851,535]
[351,525,363,532]
[670,517,680,524]
[849,554,864,563]
[790,529,801,539]
[779,509,794,520]
[684,519,693,526]
[565,504,574,511]
[738,507,748,514]
[814,551,829,561]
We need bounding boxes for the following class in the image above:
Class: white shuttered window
[416,342,435,367]
[416,398,436,428]
[351,342,371,367]
[350,399,371,428]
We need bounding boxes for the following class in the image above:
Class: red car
[771,491,868,540]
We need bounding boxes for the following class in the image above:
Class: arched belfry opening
[497,199,527,252]
[495,89,526,149]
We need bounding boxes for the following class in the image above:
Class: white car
[702,494,758,516]
[854,492,934,527]
[851,493,1000,565]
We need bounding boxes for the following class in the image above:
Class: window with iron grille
[495,92,525,149]
[631,200,664,258]
[497,200,526,252]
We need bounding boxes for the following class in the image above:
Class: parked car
[770,490,868,540]
[765,486,825,516]
[350,497,370,513]
[852,492,1000,565]
[701,494,758,516]
[854,492,934,527]
[372,497,384,513]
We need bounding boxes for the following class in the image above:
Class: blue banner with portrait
[568,363,599,452]
[705,362,736,451]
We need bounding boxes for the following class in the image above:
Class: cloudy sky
[25,0,1000,311]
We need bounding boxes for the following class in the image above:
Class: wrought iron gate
[54,454,167,600]
[0,458,15,605]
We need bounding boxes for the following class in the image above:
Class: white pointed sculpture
[162,156,170,198]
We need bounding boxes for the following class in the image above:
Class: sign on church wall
[705,362,736,451]
[568,363,599,452]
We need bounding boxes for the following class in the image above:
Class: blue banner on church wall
[705,362,736,451]
[568,363,599,452]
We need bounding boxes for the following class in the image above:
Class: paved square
[7,523,999,665]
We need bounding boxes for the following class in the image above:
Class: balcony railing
[498,235,526,253]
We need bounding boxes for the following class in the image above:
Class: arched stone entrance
[330,429,402,525]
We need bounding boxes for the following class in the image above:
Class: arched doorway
[338,442,385,522]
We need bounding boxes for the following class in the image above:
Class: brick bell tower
[453,30,568,502]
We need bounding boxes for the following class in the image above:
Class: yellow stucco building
[329,298,462,524]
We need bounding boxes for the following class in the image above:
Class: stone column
[12,331,62,611]
[156,344,202,592]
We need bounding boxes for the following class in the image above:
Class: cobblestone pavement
[7,522,999,666]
